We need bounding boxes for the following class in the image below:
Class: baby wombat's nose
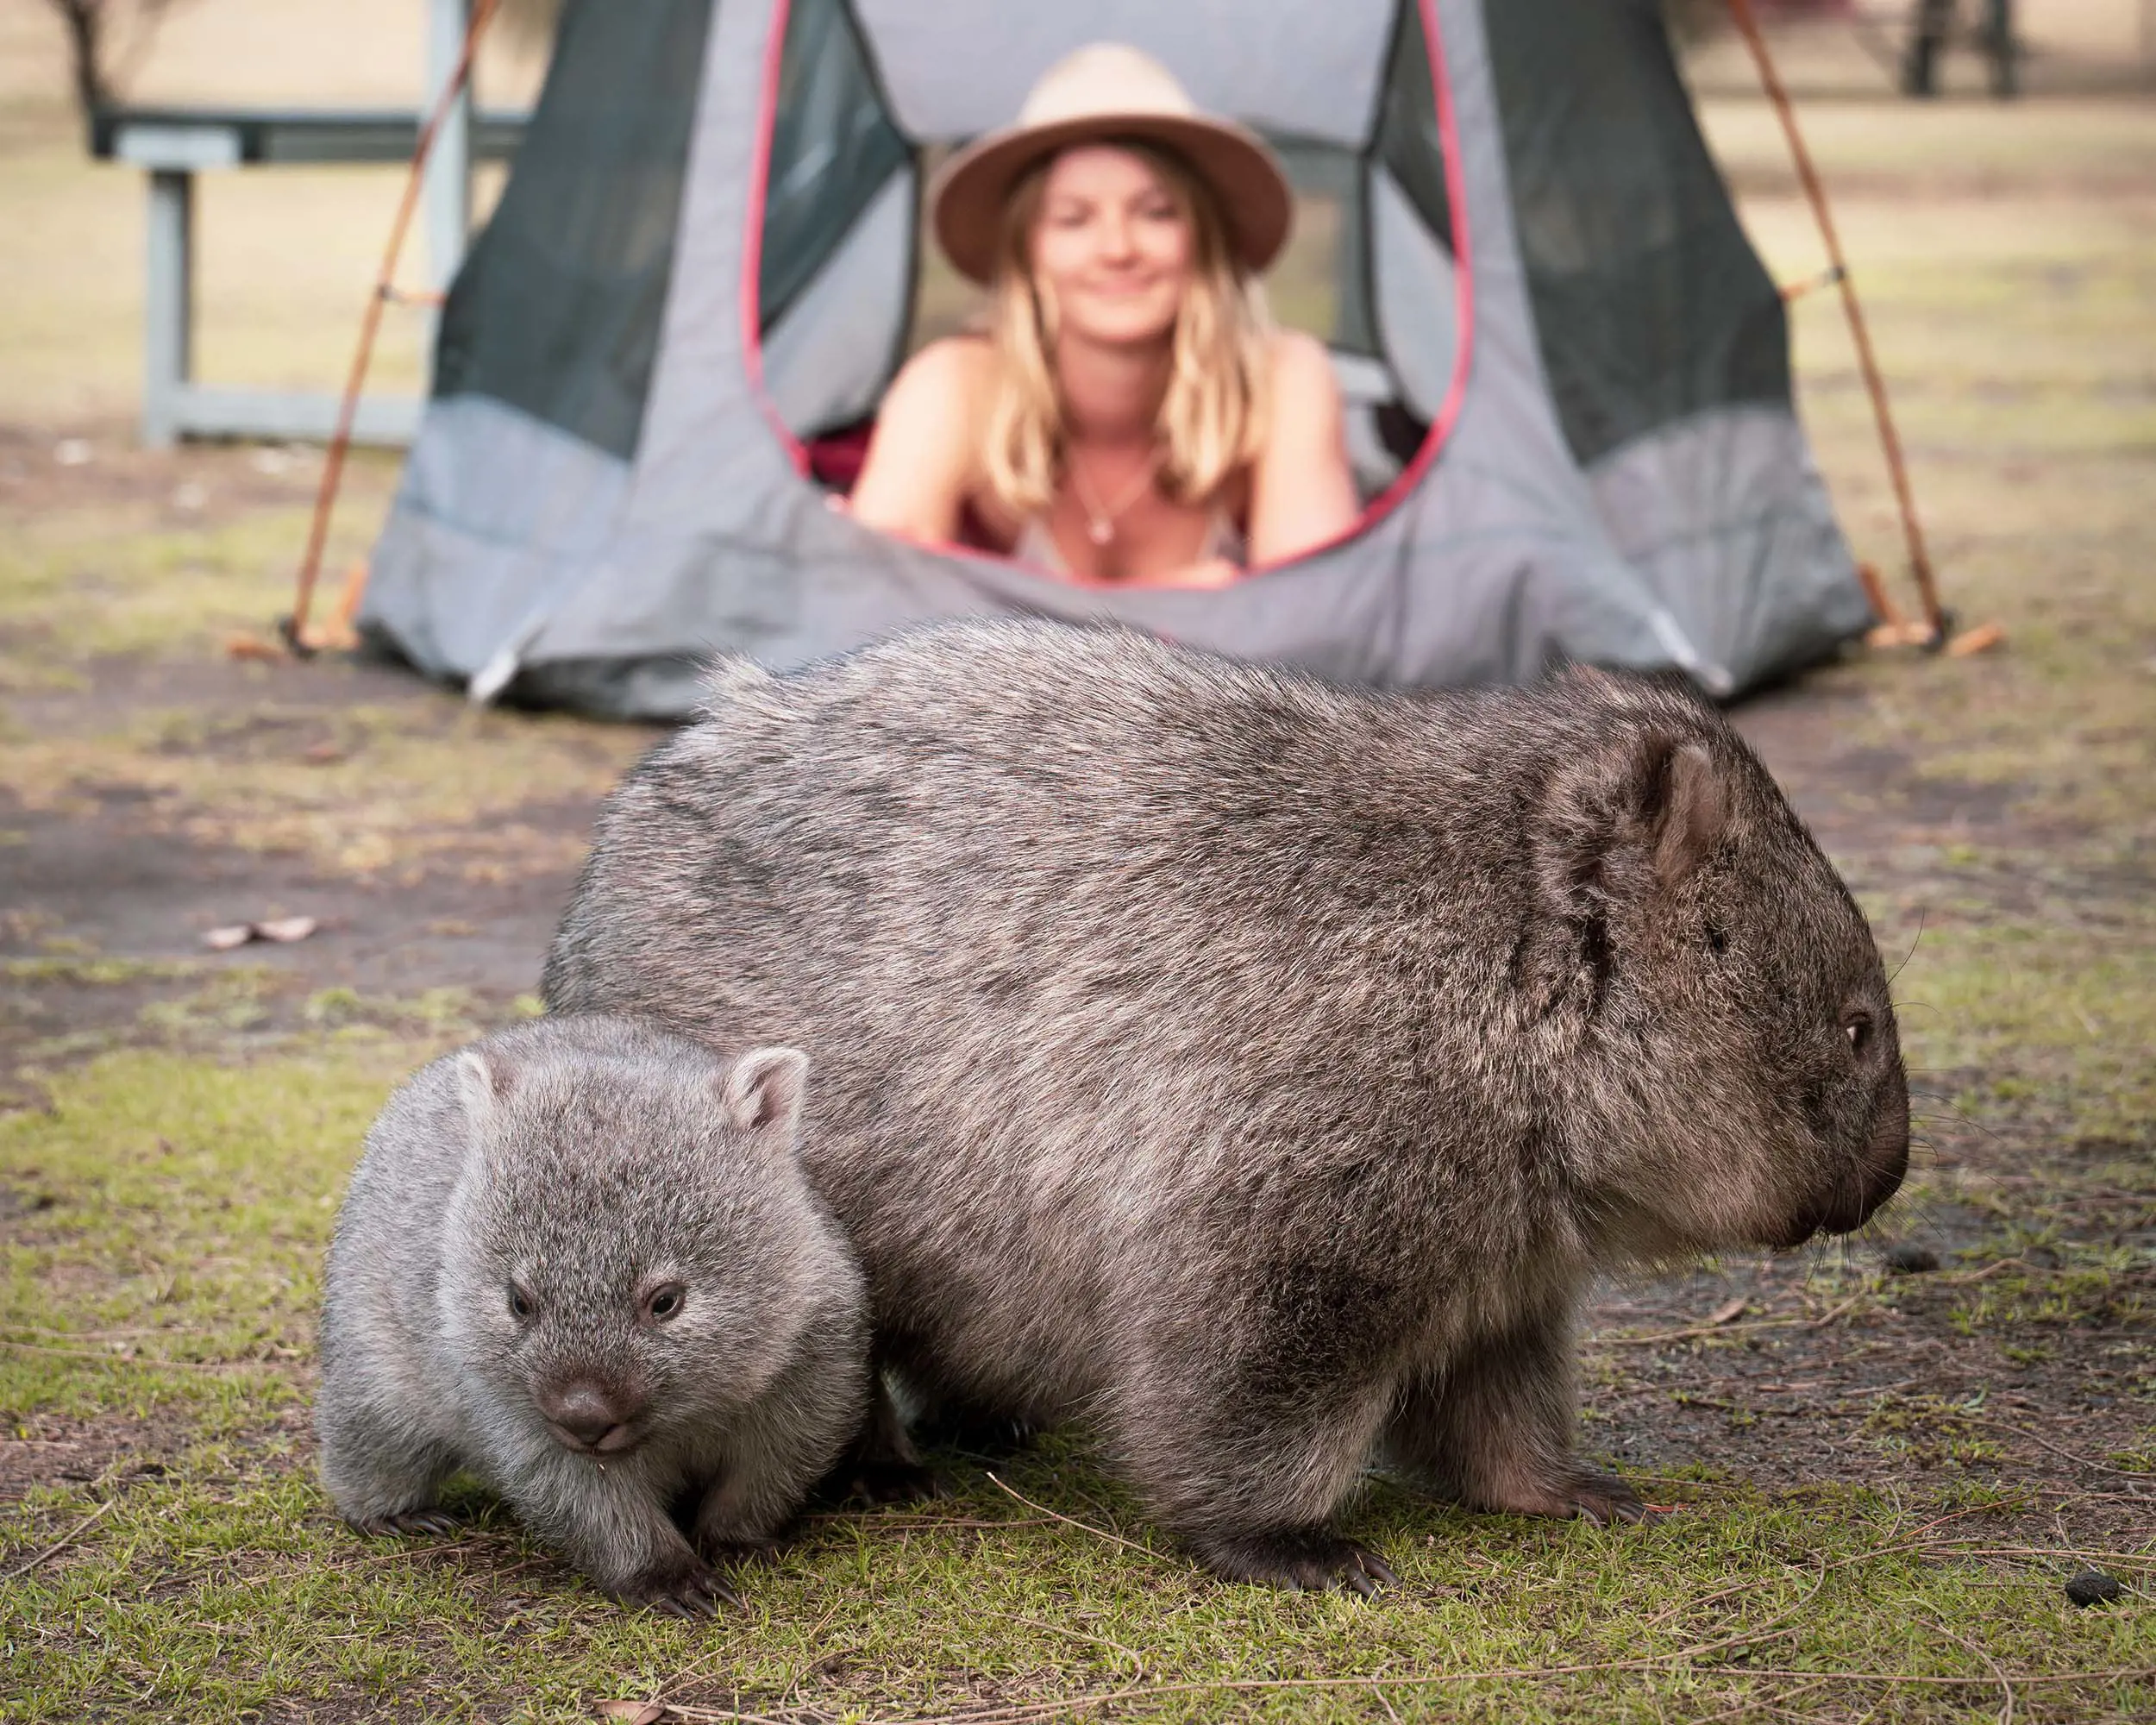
[536,1378,648,1453]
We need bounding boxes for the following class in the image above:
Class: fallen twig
[981,1473,1159,1560]
[0,1498,114,1581]
[799,1513,1062,1531]
[1602,1292,1866,1349]
[837,1661,2156,1725]
[1957,1412,2149,1479]
[995,1611,1145,1679]
[1915,1607,2016,1725]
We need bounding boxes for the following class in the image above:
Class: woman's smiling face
[1030,145,1194,350]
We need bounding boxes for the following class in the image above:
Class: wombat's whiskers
[1885,911,1927,988]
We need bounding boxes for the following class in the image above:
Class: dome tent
[360,0,1874,718]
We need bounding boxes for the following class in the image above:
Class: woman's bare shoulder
[846,336,994,537]
[1266,327,1344,405]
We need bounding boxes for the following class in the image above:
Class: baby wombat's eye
[642,1283,688,1324]
[1843,1012,1873,1055]
[1704,919,1728,956]
[507,1282,536,1321]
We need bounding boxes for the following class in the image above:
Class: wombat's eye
[507,1283,536,1320]
[1704,920,1728,956]
[642,1283,688,1324]
[1843,1012,1873,1056]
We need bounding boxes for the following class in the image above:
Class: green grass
[8,1465,2148,1721]
[0,1029,2148,1721]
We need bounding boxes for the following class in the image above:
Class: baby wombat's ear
[1645,741,1731,893]
[456,1044,517,1124]
[719,1046,810,1143]
[1522,731,1733,1010]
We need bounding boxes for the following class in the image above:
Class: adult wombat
[316,1015,866,1614]
[542,621,1909,1593]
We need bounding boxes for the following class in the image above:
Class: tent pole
[1722,0,1946,641]
[285,0,502,656]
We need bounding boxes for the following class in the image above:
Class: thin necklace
[1066,446,1160,547]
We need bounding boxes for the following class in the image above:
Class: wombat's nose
[1860,1059,1912,1216]
[1812,1062,1912,1237]
[537,1379,646,1452]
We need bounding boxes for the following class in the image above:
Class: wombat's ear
[720,1046,809,1140]
[457,1044,516,1121]
[1520,732,1732,1012]
[1647,742,1730,892]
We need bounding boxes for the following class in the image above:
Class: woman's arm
[843,339,989,546]
[1244,329,1361,567]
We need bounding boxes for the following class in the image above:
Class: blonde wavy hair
[979,141,1275,523]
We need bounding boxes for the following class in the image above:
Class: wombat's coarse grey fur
[542,620,1909,1593]
[316,1014,867,1614]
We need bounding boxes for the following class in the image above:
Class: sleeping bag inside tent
[361,0,1875,718]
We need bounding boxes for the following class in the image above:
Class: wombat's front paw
[350,1507,461,1539]
[1563,1472,1647,1527]
[1469,1469,1648,1526]
[616,1558,743,1617]
[1192,1528,1399,1596]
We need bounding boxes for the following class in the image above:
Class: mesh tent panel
[761,0,912,335]
[432,0,713,461]
[1483,0,1789,467]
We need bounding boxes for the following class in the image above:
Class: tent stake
[285,0,502,657]
[1723,0,1946,642]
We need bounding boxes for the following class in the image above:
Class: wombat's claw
[1343,1546,1400,1596]
[1567,1474,1647,1527]
[1194,1529,1397,1596]
[625,1562,743,1617]
[353,1508,460,1539]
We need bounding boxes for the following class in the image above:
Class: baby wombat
[542,620,1909,1593]
[315,1014,867,1614]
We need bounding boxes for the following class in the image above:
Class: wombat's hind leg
[1188,1528,1400,1596]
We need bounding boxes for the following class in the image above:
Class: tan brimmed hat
[929,43,1294,287]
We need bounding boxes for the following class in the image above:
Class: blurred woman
[846,43,1360,588]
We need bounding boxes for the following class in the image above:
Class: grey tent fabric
[363,0,1871,718]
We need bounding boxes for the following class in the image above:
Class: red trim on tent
[743,0,1476,581]
[743,0,812,476]
[1337,0,1476,551]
